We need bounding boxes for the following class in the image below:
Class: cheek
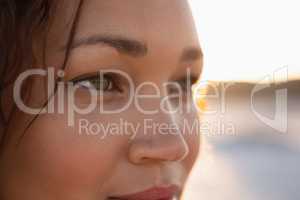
[181,112,201,171]
[14,113,126,195]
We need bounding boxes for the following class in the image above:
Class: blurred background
[184,0,300,199]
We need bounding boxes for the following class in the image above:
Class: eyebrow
[67,34,203,62]
[68,34,148,57]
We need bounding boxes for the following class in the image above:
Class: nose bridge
[134,78,177,116]
[135,83,184,140]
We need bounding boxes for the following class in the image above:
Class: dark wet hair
[0,0,83,144]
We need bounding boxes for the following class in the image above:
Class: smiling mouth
[108,185,180,200]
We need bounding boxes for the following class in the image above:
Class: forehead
[48,0,199,51]
[78,0,195,35]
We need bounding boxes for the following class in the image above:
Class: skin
[0,0,203,199]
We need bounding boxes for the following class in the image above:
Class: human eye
[169,75,199,94]
[70,72,123,93]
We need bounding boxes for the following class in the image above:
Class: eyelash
[70,72,199,94]
[176,76,199,92]
[71,73,123,93]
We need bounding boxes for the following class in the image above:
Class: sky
[188,0,300,82]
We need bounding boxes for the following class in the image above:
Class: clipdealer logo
[251,67,288,133]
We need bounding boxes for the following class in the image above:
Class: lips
[109,185,180,200]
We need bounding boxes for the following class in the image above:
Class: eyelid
[70,72,124,93]
[176,74,199,85]
[166,75,199,94]
[69,72,100,84]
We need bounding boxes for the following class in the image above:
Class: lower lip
[111,185,179,200]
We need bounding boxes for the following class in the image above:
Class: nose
[128,112,189,165]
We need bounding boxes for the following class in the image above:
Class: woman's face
[0,0,202,199]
